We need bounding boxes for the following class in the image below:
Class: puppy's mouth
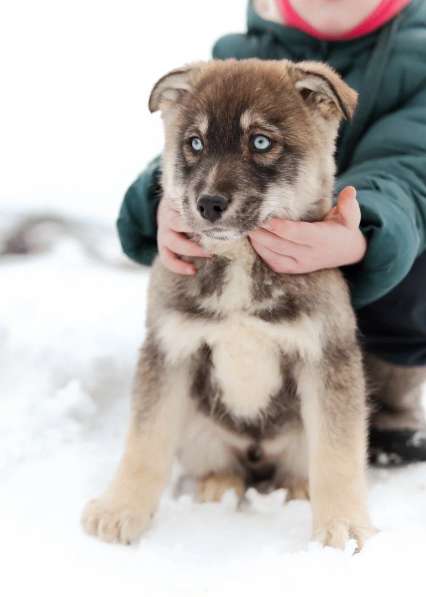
[201,227,244,241]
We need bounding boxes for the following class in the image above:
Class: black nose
[197,195,228,223]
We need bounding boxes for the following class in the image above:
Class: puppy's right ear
[292,61,358,121]
[148,63,204,113]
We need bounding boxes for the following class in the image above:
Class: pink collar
[278,0,410,41]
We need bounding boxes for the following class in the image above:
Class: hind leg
[178,406,246,503]
[198,472,245,502]
[283,478,309,502]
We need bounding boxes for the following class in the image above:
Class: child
[117,0,426,463]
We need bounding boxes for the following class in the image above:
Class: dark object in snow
[370,428,426,465]
[0,213,136,270]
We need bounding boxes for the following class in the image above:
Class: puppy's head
[149,59,357,241]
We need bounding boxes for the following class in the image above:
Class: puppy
[82,59,375,549]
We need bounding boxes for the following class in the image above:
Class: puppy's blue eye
[251,134,272,152]
[190,136,204,152]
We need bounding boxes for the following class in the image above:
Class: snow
[2,249,426,597]
[2,1,426,595]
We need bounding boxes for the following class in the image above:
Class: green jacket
[117,0,426,309]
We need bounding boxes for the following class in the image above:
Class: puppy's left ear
[149,62,204,113]
[293,61,358,120]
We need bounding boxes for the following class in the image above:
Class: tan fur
[198,472,245,503]
[298,365,374,548]
[284,479,310,502]
[82,356,190,544]
[293,61,358,120]
[82,59,374,550]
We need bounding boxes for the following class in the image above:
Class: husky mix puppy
[82,59,375,549]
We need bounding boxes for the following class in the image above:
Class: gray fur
[82,59,374,549]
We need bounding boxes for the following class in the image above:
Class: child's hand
[157,198,210,275]
[248,186,366,274]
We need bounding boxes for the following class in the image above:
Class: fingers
[158,231,209,275]
[250,238,299,274]
[157,198,209,275]
[334,186,361,229]
[166,209,193,233]
[261,219,317,246]
[159,199,192,233]
[159,246,196,275]
[164,230,210,258]
[248,229,310,260]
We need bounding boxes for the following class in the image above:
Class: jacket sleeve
[337,86,426,309]
[116,156,162,265]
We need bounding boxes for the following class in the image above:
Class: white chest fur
[155,245,323,420]
[209,317,282,418]
[157,311,281,418]
[157,310,322,418]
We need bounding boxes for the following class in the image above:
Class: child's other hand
[248,186,367,274]
[157,198,210,275]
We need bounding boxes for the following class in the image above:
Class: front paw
[81,495,155,545]
[314,520,377,551]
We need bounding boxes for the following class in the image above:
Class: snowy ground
[2,1,426,595]
[2,232,426,597]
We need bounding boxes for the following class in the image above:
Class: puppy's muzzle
[197,194,229,223]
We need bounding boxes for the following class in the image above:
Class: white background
[0,0,245,218]
[1,2,426,597]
